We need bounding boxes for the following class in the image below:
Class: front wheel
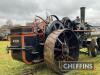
[88,47,97,57]
[88,39,97,57]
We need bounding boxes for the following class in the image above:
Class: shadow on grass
[16,62,59,75]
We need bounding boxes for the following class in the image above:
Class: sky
[0,0,100,25]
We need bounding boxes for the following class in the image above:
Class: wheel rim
[46,20,64,35]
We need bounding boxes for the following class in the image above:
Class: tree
[6,19,13,28]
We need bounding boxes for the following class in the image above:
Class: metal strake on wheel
[44,29,79,74]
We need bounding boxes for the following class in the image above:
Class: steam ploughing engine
[7,7,100,73]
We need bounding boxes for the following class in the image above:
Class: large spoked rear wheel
[44,29,79,74]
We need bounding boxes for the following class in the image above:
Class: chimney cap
[80,7,86,9]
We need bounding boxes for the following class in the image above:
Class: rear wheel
[44,29,79,74]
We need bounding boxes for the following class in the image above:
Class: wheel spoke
[54,48,62,51]
[67,22,70,28]
[54,24,57,30]
[63,31,69,43]
[64,38,67,45]
[57,38,63,45]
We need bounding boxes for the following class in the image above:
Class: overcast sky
[0,0,100,25]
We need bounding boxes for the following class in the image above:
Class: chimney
[80,7,85,23]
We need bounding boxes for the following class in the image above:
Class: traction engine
[7,7,100,74]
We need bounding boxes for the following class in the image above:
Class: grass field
[0,41,100,75]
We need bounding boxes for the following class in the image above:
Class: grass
[0,41,24,75]
[0,41,100,75]
[64,54,100,75]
